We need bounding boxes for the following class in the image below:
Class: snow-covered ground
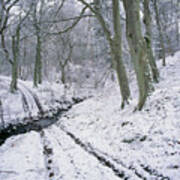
[0,76,85,129]
[0,52,180,180]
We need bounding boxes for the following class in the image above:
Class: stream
[0,97,85,146]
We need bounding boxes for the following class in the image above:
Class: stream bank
[0,97,85,146]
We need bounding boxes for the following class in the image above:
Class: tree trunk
[143,0,159,83]
[0,99,5,129]
[153,0,166,66]
[123,0,153,110]
[61,66,66,84]
[10,27,20,93]
[10,61,18,93]
[176,0,180,47]
[111,0,130,108]
[175,20,179,48]
[34,35,42,87]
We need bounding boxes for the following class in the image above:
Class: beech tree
[32,0,43,87]
[56,34,73,84]
[77,0,130,108]
[143,0,159,83]
[122,0,153,110]
[153,0,166,66]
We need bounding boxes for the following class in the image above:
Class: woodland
[0,0,180,180]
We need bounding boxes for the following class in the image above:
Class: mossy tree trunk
[33,1,43,88]
[143,0,159,83]
[153,0,166,66]
[0,99,5,128]
[123,0,153,110]
[10,27,20,93]
[33,35,42,87]
[175,0,179,48]
[61,66,66,84]
[111,0,130,108]
[58,36,73,85]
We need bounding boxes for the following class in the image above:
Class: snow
[42,126,122,180]
[0,76,75,128]
[0,52,180,179]
[0,131,46,180]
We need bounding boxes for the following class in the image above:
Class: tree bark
[153,0,166,66]
[92,0,131,108]
[61,65,66,84]
[10,27,20,93]
[0,99,5,129]
[111,0,130,108]
[176,0,180,47]
[123,0,153,110]
[143,0,159,83]
[33,35,42,87]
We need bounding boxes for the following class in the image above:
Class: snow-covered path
[0,52,180,180]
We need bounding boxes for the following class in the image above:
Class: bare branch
[6,0,19,12]
[77,0,112,43]
[54,0,66,17]
[0,0,20,33]
[1,32,13,65]
[35,14,95,25]
[43,4,89,35]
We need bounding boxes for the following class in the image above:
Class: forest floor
[0,52,180,180]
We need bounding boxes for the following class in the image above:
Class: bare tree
[153,0,166,66]
[77,0,131,108]
[56,34,73,84]
[0,0,29,92]
[143,0,159,83]
[123,0,153,110]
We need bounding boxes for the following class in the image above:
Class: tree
[30,0,90,87]
[153,0,166,66]
[10,25,20,92]
[0,99,5,128]
[122,0,153,110]
[56,34,73,84]
[0,0,20,66]
[0,0,28,92]
[77,0,131,108]
[158,0,180,54]
[32,0,43,87]
[176,0,180,47]
[143,0,159,83]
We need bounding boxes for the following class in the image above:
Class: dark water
[0,97,84,146]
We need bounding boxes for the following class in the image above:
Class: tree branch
[35,14,95,25]
[1,32,13,65]
[77,0,113,44]
[42,4,89,35]
[54,0,66,17]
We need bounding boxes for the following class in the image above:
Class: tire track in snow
[88,148,147,180]
[140,164,170,180]
[91,148,171,180]
[57,125,134,179]
[47,128,89,180]
[54,124,171,180]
